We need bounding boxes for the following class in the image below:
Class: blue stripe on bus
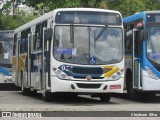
[0,66,11,76]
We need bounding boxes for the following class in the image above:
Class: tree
[104,0,160,17]
[0,0,38,30]
[0,10,38,30]
[25,0,103,14]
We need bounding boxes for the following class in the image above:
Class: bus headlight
[56,69,70,80]
[108,69,123,80]
[145,66,159,80]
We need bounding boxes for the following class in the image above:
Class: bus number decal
[61,65,66,71]
[61,65,70,71]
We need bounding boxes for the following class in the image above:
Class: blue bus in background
[0,30,13,85]
[124,11,160,100]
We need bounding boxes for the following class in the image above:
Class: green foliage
[105,0,160,17]
[0,0,39,30]
[24,0,160,18]
[26,0,102,13]
[0,14,19,30]
[0,10,38,30]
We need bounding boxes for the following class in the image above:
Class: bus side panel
[142,70,160,91]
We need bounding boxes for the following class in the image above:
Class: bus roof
[123,11,160,23]
[14,8,122,33]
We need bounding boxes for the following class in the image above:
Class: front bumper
[50,76,124,93]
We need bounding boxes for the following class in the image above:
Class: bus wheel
[99,93,111,102]
[42,90,52,102]
[128,82,140,100]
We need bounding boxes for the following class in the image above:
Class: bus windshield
[53,25,123,65]
[147,26,160,64]
[0,32,13,67]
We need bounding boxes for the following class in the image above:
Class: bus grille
[73,76,104,79]
[76,83,101,89]
[72,67,103,74]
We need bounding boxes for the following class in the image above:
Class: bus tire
[99,93,111,102]
[42,91,52,102]
[126,70,140,100]
[128,82,140,100]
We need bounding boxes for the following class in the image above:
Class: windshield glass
[53,25,123,65]
[147,26,160,64]
[0,32,13,66]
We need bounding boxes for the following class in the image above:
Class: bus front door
[41,27,47,90]
[132,29,141,90]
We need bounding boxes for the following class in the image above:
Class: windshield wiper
[94,24,108,41]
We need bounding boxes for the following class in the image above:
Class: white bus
[12,8,124,102]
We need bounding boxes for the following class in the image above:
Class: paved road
[1,91,160,120]
[0,91,160,111]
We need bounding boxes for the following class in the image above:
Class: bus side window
[125,24,134,53]
[20,39,24,53]
[13,34,17,56]
[40,21,47,49]
[26,28,31,52]
[125,37,132,53]
[33,34,36,51]
[36,34,41,51]
[35,24,41,51]
[21,31,26,54]
[25,37,28,52]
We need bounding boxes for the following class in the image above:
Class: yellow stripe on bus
[103,66,119,78]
